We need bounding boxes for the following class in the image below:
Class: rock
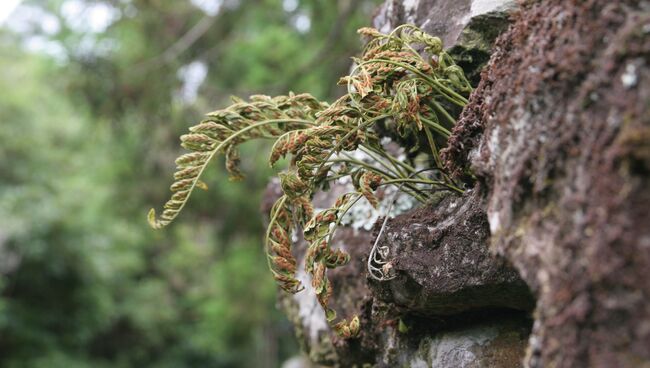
[380,312,531,368]
[373,0,516,48]
[369,189,534,317]
[264,182,534,367]
[270,1,650,366]
[371,0,518,158]
[447,1,650,366]
[373,0,518,84]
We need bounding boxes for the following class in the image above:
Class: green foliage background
[0,1,379,366]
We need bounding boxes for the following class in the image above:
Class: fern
[149,25,471,338]
[148,93,326,229]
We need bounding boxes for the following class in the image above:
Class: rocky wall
[445,1,650,366]
[272,1,649,367]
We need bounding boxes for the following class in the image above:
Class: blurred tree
[0,0,379,367]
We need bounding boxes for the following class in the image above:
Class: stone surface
[371,0,518,158]
[275,1,650,366]
[373,0,516,48]
[281,356,315,368]
[369,189,534,317]
[265,183,532,367]
[384,312,530,368]
[444,1,650,366]
[373,0,517,84]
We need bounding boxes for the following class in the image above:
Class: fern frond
[148,94,324,229]
[265,195,303,293]
[333,315,360,338]
[149,25,473,339]
[358,171,383,208]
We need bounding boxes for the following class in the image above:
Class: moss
[461,1,650,366]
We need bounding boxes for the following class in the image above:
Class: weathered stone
[369,189,534,317]
[446,1,650,366]
[380,312,531,368]
[265,185,533,368]
[373,0,517,84]
[281,355,315,368]
[373,0,516,47]
[371,0,518,158]
[271,1,650,367]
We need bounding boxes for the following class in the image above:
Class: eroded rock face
[373,0,516,48]
[445,1,650,366]
[266,184,532,367]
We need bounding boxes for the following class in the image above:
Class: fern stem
[428,99,457,127]
[340,151,402,178]
[380,178,463,194]
[327,158,428,202]
[357,145,407,178]
[361,59,468,106]
[311,114,390,185]
[264,195,288,275]
[361,144,427,179]
[325,192,363,246]
[154,118,315,228]
[423,126,443,169]
[420,116,452,137]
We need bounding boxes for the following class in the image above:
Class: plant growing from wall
[149,25,471,338]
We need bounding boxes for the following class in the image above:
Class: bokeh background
[0,1,379,367]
